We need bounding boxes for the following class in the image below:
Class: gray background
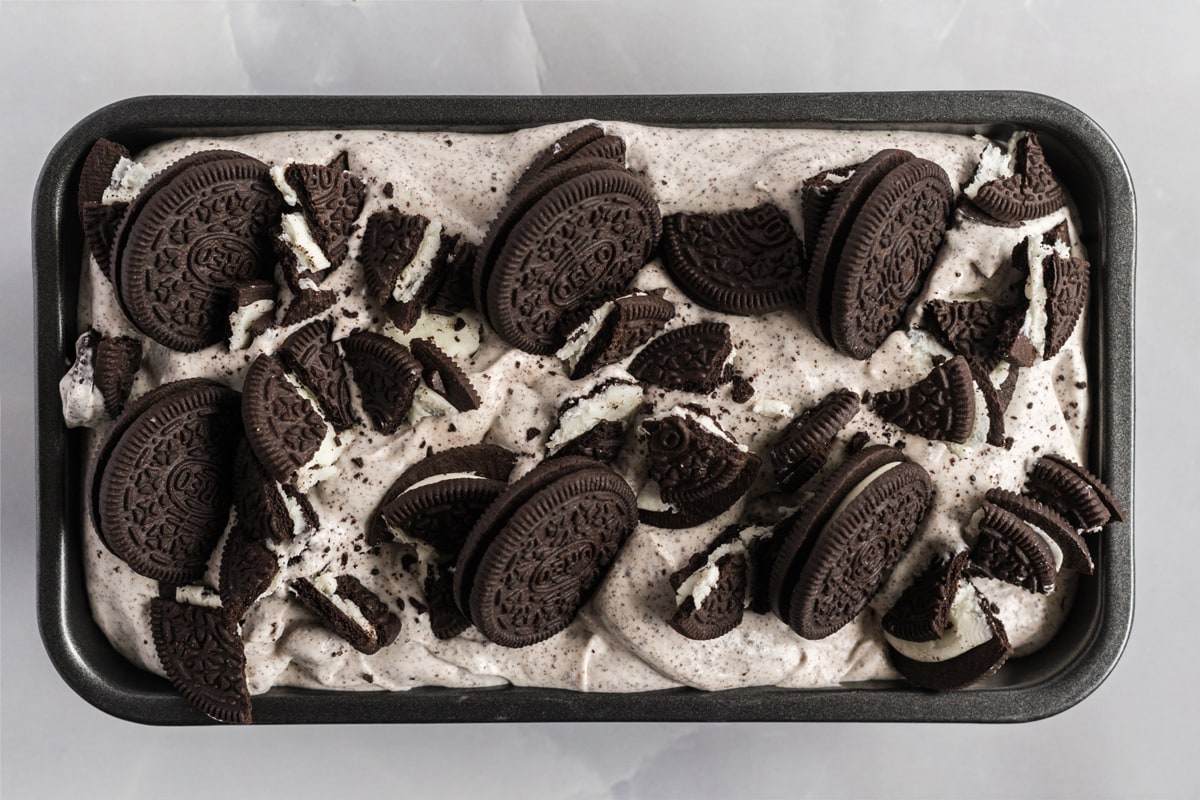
[2,1,1195,798]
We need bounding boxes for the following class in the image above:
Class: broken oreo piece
[278,286,338,328]
[426,234,479,316]
[93,335,141,418]
[800,165,854,254]
[409,337,481,412]
[871,354,976,444]
[273,160,367,270]
[882,551,971,643]
[770,388,861,491]
[218,517,281,621]
[926,299,1012,366]
[985,488,1093,575]
[360,208,444,332]
[1025,454,1125,531]
[291,573,402,655]
[81,201,127,279]
[556,289,675,379]
[669,527,751,640]
[150,597,252,724]
[628,322,733,394]
[77,138,130,216]
[423,565,472,640]
[965,132,1066,224]
[966,503,1058,594]
[277,319,356,430]
[661,204,805,315]
[770,444,933,639]
[377,474,507,557]
[545,376,643,460]
[341,332,423,434]
[227,280,277,351]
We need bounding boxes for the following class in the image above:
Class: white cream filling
[59,333,103,428]
[751,398,792,419]
[963,132,1021,200]
[662,405,747,452]
[407,383,460,425]
[822,462,903,539]
[675,541,746,609]
[555,300,616,372]
[1028,521,1065,573]
[309,572,372,633]
[383,311,482,360]
[392,220,443,303]
[175,585,223,609]
[1019,237,1059,358]
[269,163,299,206]
[280,212,331,274]
[884,581,994,662]
[228,298,275,351]
[949,376,991,458]
[962,506,986,546]
[636,479,674,513]
[546,381,643,454]
[101,157,151,204]
[283,373,352,492]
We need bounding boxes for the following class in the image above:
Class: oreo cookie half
[290,573,402,655]
[668,527,752,640]
[218,517,281,621]
[409,337,481,413]
[965,502,1058,594]
[277,319,356,430]
[770,388,861,492]
[377,474,507,558]
[806,150,953,359]
[985,488,1093,575]
[272,160,367,271]
[1025,454,1125,531]
[882,551,971,643]
[770,444,933,639]
[661,204,805,315]
[628,322,733,394]
[556,289,676,379]
[454,457,636,647]
[870,354,977,444]
[636,405,760,529]
[964,132,1066,224]
[95,380,241,583]
[341,332,423,434]
[150,597,252,724]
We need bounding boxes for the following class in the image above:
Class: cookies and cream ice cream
[64,121,1093,701]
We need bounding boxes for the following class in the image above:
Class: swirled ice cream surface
[68,122,1089,694]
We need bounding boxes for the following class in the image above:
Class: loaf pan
[34,92,1135,724]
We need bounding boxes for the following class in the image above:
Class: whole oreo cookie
[484,168,661,354]
[341,332,423,434]
[870,355,977,444]
[95,380,241,584]
[661,204,805,315]
[150,597,252,724]
[769,388,861,492]
[806,150,953,359]
[114,154,282,352]
[628,322,733,393]
[770,444,933,639]
[454,457,636,647]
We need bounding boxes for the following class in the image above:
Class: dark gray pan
[34,93,1134,724]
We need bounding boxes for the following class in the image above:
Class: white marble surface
[1,1,1195,798]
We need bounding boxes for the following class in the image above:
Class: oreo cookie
[964,358,1018,448]
[93,335,141,418]
[278,286,338,327]
[870,354,976,443]
[769,444,933,639]
[805,150,953,359]
[273,160,366,270]
[422,565,472,640]
[218,518,281,621]
[636,406,760,529]
[149,597,252,724]
[341,332,423,434]
[77,138,130,216]
[770,388,861,491]
[926,299,1012,365]
[882,559,1011,691]
[965,132,1065,224]
[114,153,282,352]
[409,337,481,412]
[426,234,480,316]
[545,377,643,461]
[94,380,241,583]
[628,322,733,393]
[242,354,346,489]
[481,165,662,354]
[227,280,277,350]
[513,124,621,192]
[277,319,356,430]
[290,574,402,655]
[1042,250,1090,360]
[81,202,127,279]
[660,204,805,315]
[800,166,854,252]
[1025,454,1125,531]
[966,503,1058,594]
[232,439,316,544]
[668,527,751,640]
[377,474,507,557]
[556,289,675,379]
[454,457,637,647]
[985,489,1093,574]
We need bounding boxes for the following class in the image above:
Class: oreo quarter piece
[280,161,367,269]
[967,503,1058,594]
[117,155,282,352]
[378,475,507,557]
[359,209,434,308]
[871,355,976,443]
[341,332,423,434]
[96,380,241,583]
[409,337,481,412]
[1025,454,1125,531]
[882,551,971,643]
[291,574,402,655]
[661,204,805,315]
[770,388,861,492]
[1043,252,1090,359]
[926,299,1011,365]
[150,598,252,724]
[218,518,281,621]
[557,289,676,379]
[93,335,142,418]
[242,354,340,489]
[669,528,750,640]
[467,462,637,647]
[770,445,933,639]
[628,322,733,393]
[969,132,1066,224]
[277,319,356,430]
[486,169,662,354]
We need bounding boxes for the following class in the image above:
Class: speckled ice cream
[67,122,1089,694]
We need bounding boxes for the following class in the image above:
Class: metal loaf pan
[34,93,1135,725]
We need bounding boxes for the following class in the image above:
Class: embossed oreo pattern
[277,319,356,430]
[670,551,748,641]
[150,598,252,724]
[341,332,423,434]
[926,299,1010,364]
[882,551,970,642]
[218,519,280,621]
[98,382,241,584]
[1043,254,1089,359]
[119,157,281,351]
[871,355,976,444]
[661,204,805,315]
[242,354,328,486]
[488,170,661,353]
[628,322,732,393]
[643,414,748,504]
[770,388,861,492]
[971,133,1066,224]
[380,477,506,556]
[470,469,636,648]
[284,162,367,268]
